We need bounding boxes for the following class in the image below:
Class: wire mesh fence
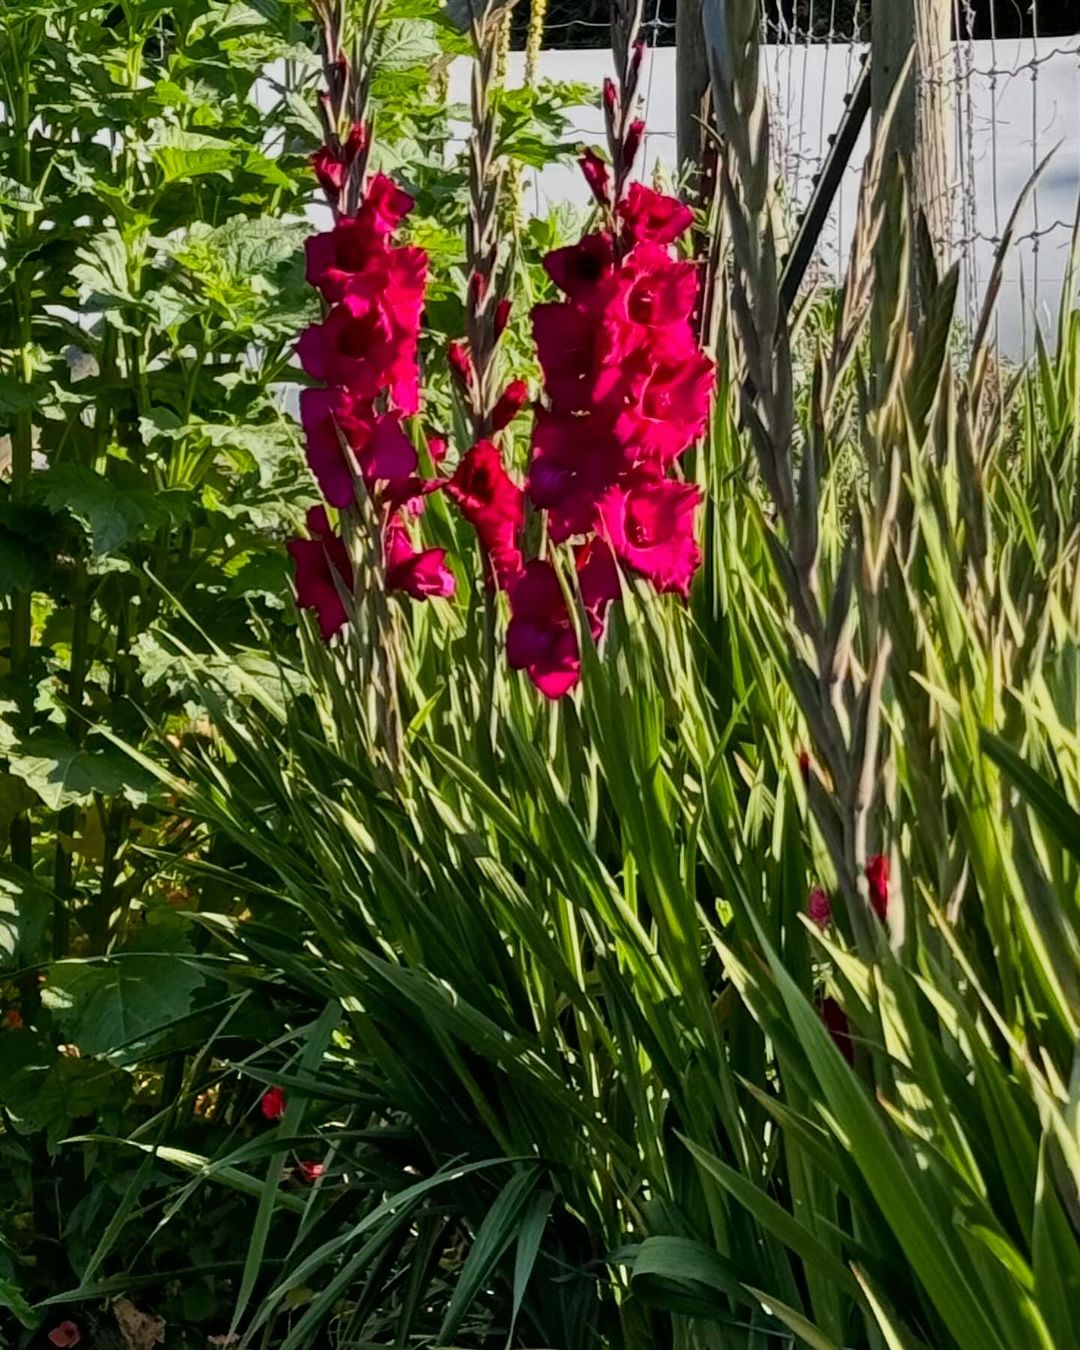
[500,0,1079,353]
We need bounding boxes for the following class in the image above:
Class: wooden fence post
[676,0,711,179]
[870,0,954,267]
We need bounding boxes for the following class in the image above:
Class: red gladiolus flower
[618,182,694,246]
[384,515,456,600]
[296,279,424,415]
[447,340,473,391]
[297,1160,326,1184]
[623,118,645,171]
[306,223,424,305]
[468,269,487,308]
[311,121,367,206]
[362,172,415,236]
[506,560,581,699]
[260,1086,286,1121]
[622,358,714,465]
[575,536,621,640]
[866,854,889,922]
[287,508,352,641]
[543,233,615,302]
[602,77,617,114]
[528,409,626,542]
[491,379,529,433]
[494,297,511,340]
[447,441,523,588]
[821,998,854,1064]
[48,1323,81,1348]
[580,147,611,206]
[599,472,701,596]
[807,887,831,928]
[617,244,699,327]
[300,387,417,507]
[427,431,448,463]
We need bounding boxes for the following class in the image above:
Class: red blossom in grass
[543,232,615,302]
[286,508,352,641]
[491,379,529,433]
[361,172,415,236]
[468,269,487,308]
[821,998,854,1063]
[617,244,699,328]
[866,854,890,922]
[617,182,694,246]
[447,441,523,588]
[599,472,701,596]
[807,887,831,929]
[260,1085,286,1121]
[798,749,812,783]
[426,431,448,463]
[311,121,367,206]
[494,298,511,341]
[297,1160,326,1184]
[447,340,473,391]
[296,275,425,415]
[299,387,417,507]
[48,1323,81,1349]
[384,515,455,600]
[306,225,425,306]
[506,560,580,700]
[580,147,611,205]
[527,409,626,542]
[575,536,621,640]
[3,1008,23,1030]
[623,118,645,171]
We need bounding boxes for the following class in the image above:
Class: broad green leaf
[41,956,208,1057]
[150,127,236,184]
[7,731,157,810]
[39,467,148,556]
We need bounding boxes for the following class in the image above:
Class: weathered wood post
[676,0,711,177]
[870,0,954,268]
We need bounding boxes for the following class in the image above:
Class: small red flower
[3,1008,24,1030]
[580,147,611,206]
[299,387,417,507]
[260,1086,286,1121]
[866,854,889,922]
[821,998,854,1063]
[599,471,701,596]
[384,516,456,601]
[506,560,581,700]
[490,379,529,434]
[575,536,621,640]
[527,409,624,542]
[494,298,512,341]
[297,1160,326,1184]
[807,887,831,929]
[623,118,645,170]
[310,121,367,207]
[542,232,615,302]
[798,749,812,783]
[447,340,473,391]
[48,1324,81,1349]
[617,182,694,247]
[447,441,524,588]
[287,508,353,642]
